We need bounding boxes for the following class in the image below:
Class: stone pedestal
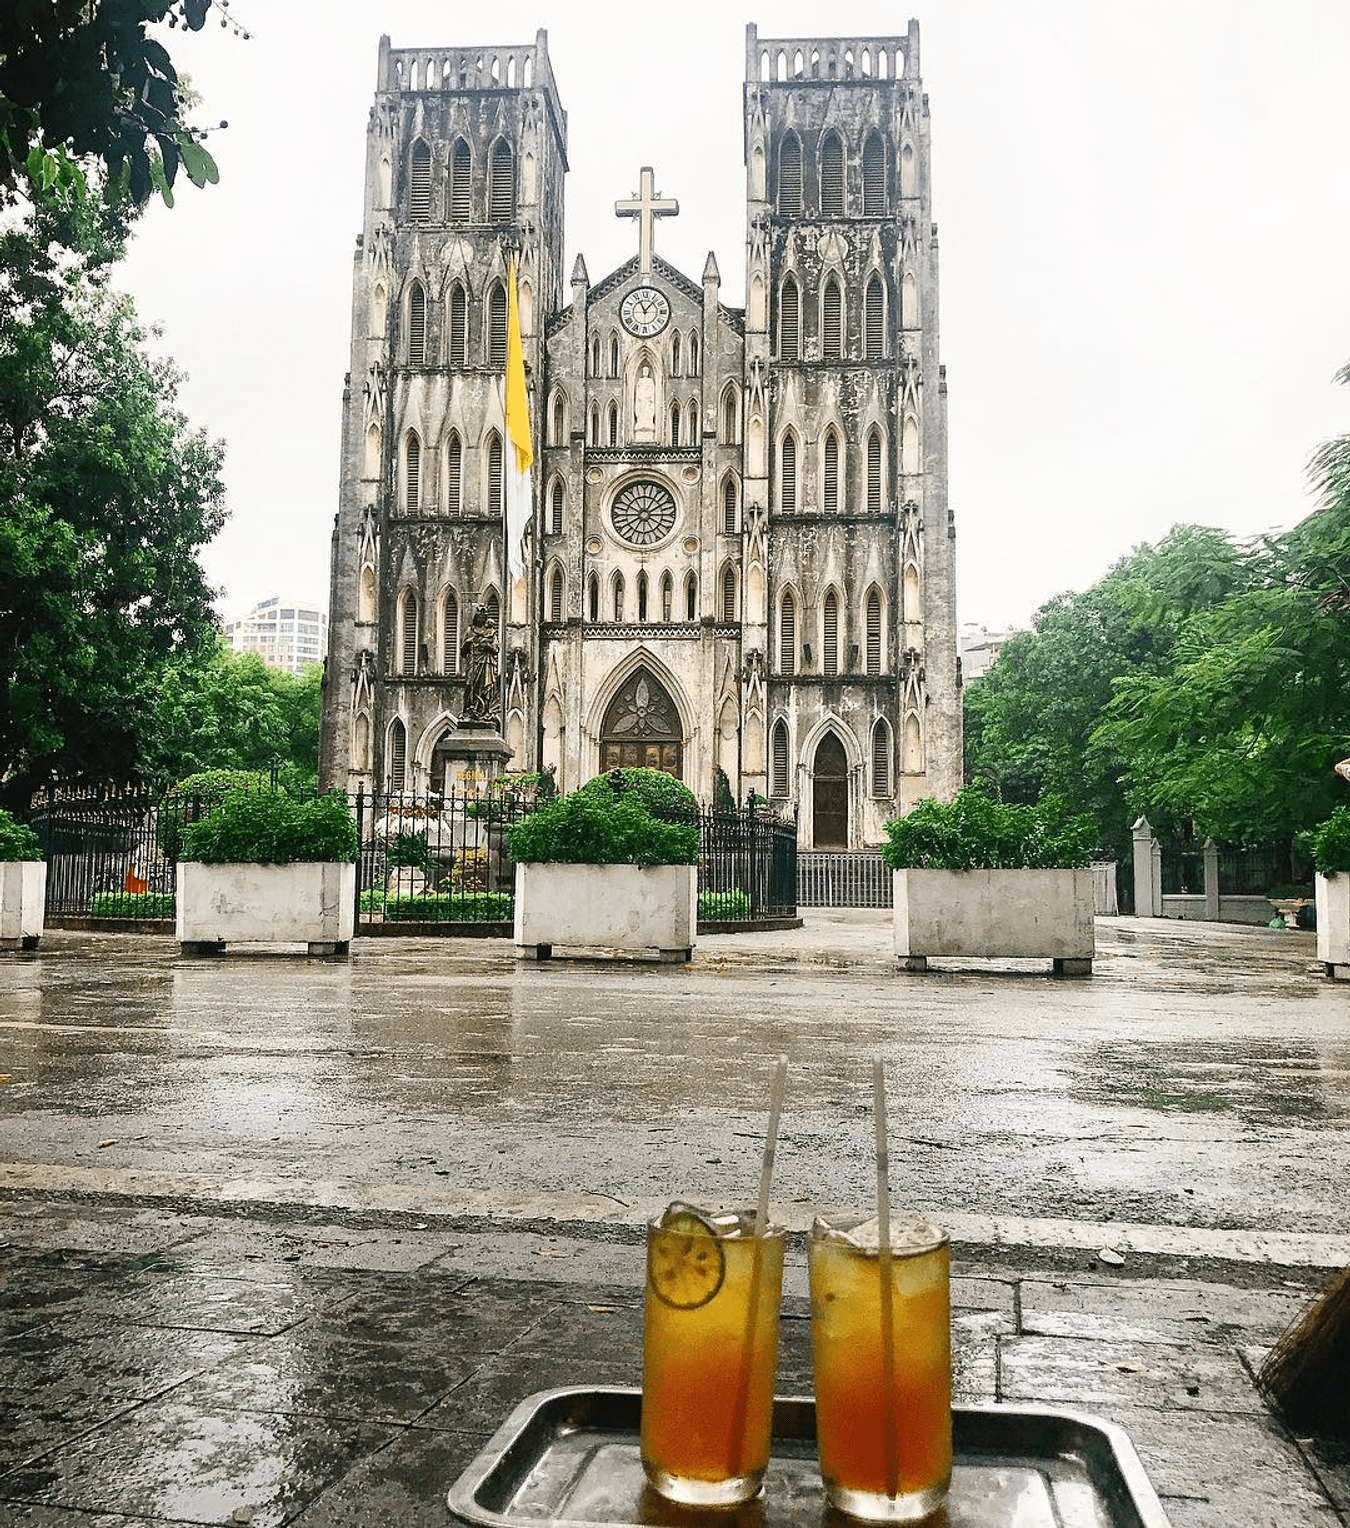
[433,726,514,795]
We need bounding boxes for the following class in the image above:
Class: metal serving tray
[446,1387,1173,1528]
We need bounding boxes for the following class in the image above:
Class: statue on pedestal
[460,605,500,726]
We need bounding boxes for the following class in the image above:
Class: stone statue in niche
[633,362,657,443]
[459,605,500,726]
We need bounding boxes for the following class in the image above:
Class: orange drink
[809,1212,951,1521]
[641,1203,785,1505]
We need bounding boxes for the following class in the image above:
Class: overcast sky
[118,0,1350,631]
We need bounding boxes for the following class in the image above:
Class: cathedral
[319,23,962,849]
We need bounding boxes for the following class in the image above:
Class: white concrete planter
[0,861,46,950]
[1315,872,1350,980]
[893,866,1095,976]
[176,861,356,956]
[514,862,697,962]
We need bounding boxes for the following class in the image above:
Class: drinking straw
[728,1053,789,1477]
[874,1057,900,1501]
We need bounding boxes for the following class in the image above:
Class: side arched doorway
[813,731,849,847]
[600,668,683,780]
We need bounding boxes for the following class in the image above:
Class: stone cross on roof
[615,166,678,276]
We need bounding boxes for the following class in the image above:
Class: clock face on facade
[611,480,677,547]
[620,285,671,337]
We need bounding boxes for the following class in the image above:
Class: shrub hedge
[882,788,1097,871]
[507,789,699,867]
[1309,806,1350,874]
[359,890,513,922]
[180,790,358,865]
[91,891,175,918]
[699,889,750,919]
[580,768,698,822]
[0,809,43,862]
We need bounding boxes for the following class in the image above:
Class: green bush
[699,889,750,919]
[388,830,433,871]
[507,790,699,867]
[384,892,513,922]
[1309,806,1350,874]
[91,891,175,918]
[580,768,698,822]
[0,809,43,862]
[180,790,358,865]
[881,788,1097,871]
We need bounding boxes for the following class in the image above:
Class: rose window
[611,480,677,547]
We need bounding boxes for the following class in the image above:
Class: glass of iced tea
[809,1211,951,1522]
[641,1202,785,1505]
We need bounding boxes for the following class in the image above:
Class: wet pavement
[2,913,1349,1524]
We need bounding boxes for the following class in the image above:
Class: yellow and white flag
[504,257,534,587]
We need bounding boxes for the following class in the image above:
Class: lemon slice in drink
[648,1207,726,1310]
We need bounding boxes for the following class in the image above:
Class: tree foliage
[0,197,225,811]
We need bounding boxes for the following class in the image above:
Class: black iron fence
[30,785,184,920]
[696,803,798,923]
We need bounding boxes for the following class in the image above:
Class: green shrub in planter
[385,891,513,922]
[882,788,1096,871]
[1309,806,1350,874]
[91,891,175,918]
[180,790,358,865]
[580,768,698,823]
[507,790,699,867]
[0,810,43,862]
[699,889,750,920]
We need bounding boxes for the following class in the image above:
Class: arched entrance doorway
[813,731,849,847]
[600,668,683,779]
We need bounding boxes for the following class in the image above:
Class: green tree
[0,1,236,213]
[0,196,225,812]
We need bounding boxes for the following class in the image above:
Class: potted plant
[1311,806,1350,980]
[882,788,1097,976]
[506,768,700,961]
[0,809,46,952]
[176,790,358,956]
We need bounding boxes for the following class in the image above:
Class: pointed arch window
[822,276,843,359]
[486,431,503,516]
[489,139,515,222]
[863,132,886,215]
[820,131,844,216]
[686,398,698,445]
[446,432,462,514]
[405,432,421,513]
[549,566,564,622]
[548,478,564,535]
[661,572,673,622]
[670,403,681,446]
[722,385,738,443]
[865,275,884,358]
[867,429,883,514]
[550,391,565,445]
[822,589,839,676]
[872,718,892,796]
[637,570,649,622]
[588,573,599,622]
[689,331,700,374]
[591,335,601,376]
[448,284,467,365]
[778,134,802,214]
[609,333,620,376]
[608,401,619,446]
[685,573,698,621]
[721,564,738,623]
[487,283,507,366]
[779,275,800,360]
[399,590,418,675]
[780,432,797,511]
[442,590,459,673]
[779,591,796,675]
[866,589,883,675]
[823,429,840,513]
[389,717,408,791]
[408,282,426,366]
[613,572,625,623]
[723,477,737,534]
[409,140,431,221]
[589,403,600,446]
[771,719,790,797]
[671,332,681,375]
[450,139,471,221]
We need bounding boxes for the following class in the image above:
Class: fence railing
[798,851,893,908]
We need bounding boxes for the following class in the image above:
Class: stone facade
[320,23,962,848]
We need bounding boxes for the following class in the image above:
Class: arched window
[671,332,681,375]
[609,333,620,376]
[442,590,459,673]
[771,719,790,797]
[867,429,883,514]
[820,131,844,216]
[779,591,796,675]
[722,385,738,443]
[872,718,892,796]
[448,284,467,366]
[407,282,426,366]
[486,431,503,515]
[446,432,462,514]
[689,331,700,374]
[612,572,625,622]
[409,140,431,221]
[866,589,883,674]
[669,403,681,446]
[358,564,376,623]
[822,276,843,359]
[779,275,800,360]
[550,391,565,445]
[780,431,797,511]
[686,398,699,445]
[591,335,601,376]
[721,563,738,622]
[862,132,886,215]
[548,477,564,534]
[399,590,418,675]
[389,717,408,791]
[778,134,802,214]
[588,573,599,622]
[489,139,514,222]
[405,432,421,513]
[822,589,839,675]
[637,570,649,621]
[450,138,471,221]
[661,572,673,622]
[607,401,619,446]
[549,566,564,622]
[900,143,916,199]
[902,414,919,475]
[865,275,884,359]
[589,403,600,445]
[723,477,737,534]
[823,429,840,513]
[487,283,507,366]
[685,573,697,621]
